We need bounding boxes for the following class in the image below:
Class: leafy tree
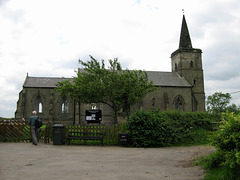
[206,92,232,114]
[56,55,155,124]
[226,104,240,115]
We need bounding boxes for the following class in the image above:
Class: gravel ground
[0,143,215,180]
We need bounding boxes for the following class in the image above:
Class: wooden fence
[0,119,121,145]
[65,124,121,145]
[0,119,31,142]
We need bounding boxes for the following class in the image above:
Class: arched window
[174,96,184,111]
[39,102,42,113]
[35,95,43,113]
[91,103,97,110]
[194,78,197,85]
[90,103,100,110]
[190,61,194,68]
[61,96,69,113]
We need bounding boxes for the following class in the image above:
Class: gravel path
[0,143,215,180]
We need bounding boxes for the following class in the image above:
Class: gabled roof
[146,71,191,87]
[23,71,191,88]
[23,77,72,88]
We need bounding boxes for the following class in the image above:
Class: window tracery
[174,96,184,111]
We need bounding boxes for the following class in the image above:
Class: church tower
[171,15,205,111]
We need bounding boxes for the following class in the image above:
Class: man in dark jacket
[28,110,39,146]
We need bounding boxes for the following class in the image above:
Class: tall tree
[56,56,155,124]
[206,92,232,114]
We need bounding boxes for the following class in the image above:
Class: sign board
[85,110,102,123]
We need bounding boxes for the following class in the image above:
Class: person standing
[28,110,39,146]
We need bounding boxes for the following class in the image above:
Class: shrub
[213,112,240,170]
[127,110,218,147]
[120,120,128,133]
[198,151,225,170]
[127,111,169,147]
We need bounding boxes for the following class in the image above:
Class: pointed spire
[179,15,192,49]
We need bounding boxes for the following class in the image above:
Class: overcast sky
[1,0,240,118]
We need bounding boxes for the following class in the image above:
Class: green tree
[206,92,232,114]
[56,55,155,124]
[226,104,240,115]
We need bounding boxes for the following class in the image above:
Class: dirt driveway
[0,143,215,180]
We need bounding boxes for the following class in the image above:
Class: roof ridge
[27,76,71,79]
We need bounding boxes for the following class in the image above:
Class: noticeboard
[85,110,102,123]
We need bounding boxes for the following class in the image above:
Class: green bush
[198,151,225,170]
[120,120,128,133]
[197,112,240,179]
[198,151,240,180]
[213,112,240,170]
[127,110,218,147]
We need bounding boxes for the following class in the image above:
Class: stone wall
[15,85,195,125]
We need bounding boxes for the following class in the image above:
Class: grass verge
[197,152,240,180]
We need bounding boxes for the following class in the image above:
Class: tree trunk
[113,110,118,125]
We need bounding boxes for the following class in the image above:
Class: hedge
[127,110,219,147]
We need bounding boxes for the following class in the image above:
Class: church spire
[179,15,192,49]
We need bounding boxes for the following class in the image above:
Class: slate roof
[179,15,192,49]
[23,71,191,88]
[146,71,191,87]
[23,77,72,88]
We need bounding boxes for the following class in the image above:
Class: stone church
[15,15,205,124]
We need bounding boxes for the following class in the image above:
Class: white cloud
[1,0,240,117]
